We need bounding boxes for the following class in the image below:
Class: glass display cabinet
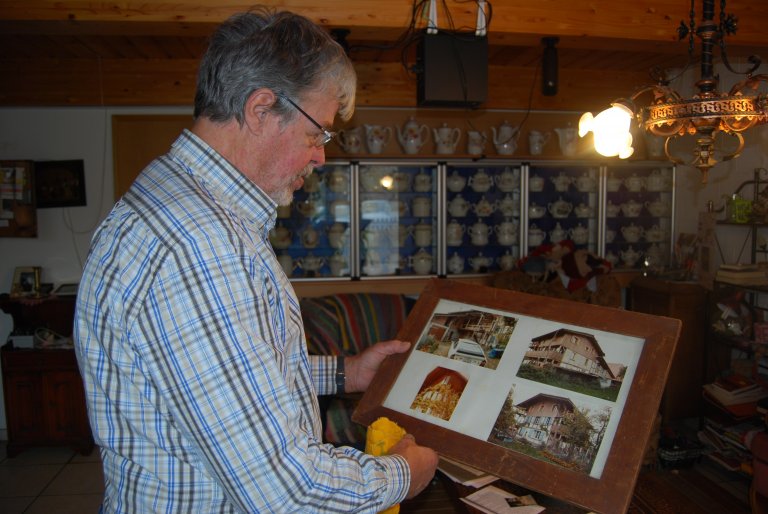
[269,159,676,280]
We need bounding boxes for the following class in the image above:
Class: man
[74,7,437,513]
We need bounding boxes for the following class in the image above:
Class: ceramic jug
[446,220,466,246]
[447,252,465,274]
[447,170,466,192]
[528,130,550,155]
[467,130,488,155]
[337,126,363,154]
[492,120,520,155]
[364,124,392,154]
[397,117,430,154]
[555,126,578,157]
[433,123,461,154]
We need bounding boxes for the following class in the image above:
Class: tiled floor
[0,443,104,514]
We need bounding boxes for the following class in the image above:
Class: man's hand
[344,340,410,393]
[388,434,438,499]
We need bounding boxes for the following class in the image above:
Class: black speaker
[417,31,488,108]
[542,37,559,96]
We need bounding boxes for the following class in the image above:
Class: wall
[0,97,766,431]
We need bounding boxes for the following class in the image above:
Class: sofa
[300,292,415,447]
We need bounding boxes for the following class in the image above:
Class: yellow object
[365,417,407,514]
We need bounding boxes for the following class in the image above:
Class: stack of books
[702,373,768,418]
[715,263,768,286]
[697,417,763,474]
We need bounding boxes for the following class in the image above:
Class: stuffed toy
[517,240,612,292]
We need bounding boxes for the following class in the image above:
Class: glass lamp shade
[579,103,635,158]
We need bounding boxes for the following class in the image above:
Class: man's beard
[270,163,315,206]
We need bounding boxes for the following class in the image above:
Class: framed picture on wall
[34,159,87,208]
[353,278,681,514]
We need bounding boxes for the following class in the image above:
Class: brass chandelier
[579,0,767,183]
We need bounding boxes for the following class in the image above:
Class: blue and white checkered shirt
[74,129,409,513]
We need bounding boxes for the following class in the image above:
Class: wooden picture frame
[10,266,41,297]
[353,278,680,514]
[34,159,87,208]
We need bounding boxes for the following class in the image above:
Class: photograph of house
[518,328,627,401]
[414,309,517,370]
[489,391,612,475]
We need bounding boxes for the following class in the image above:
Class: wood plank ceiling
[0,1,766,111]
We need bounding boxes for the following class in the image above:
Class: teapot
[620,223,644,243]
[364,124,392,154]
[447,252,465,274]
[329,252,348,277]
[529,174,545,192]
[492,120,520,155]
[296,252,325,273]
[569,223,589,245]
[605,251,620,267]
[448,194,470,217]
[620,246,642,268]
[412,196,431,217]
[295,197,317,217]
[498,250,517,271]
[605,228,616,243]
[498,193,519,217]
[548,197,573,219]
[468,253,493,272]
[327,222,347,249]
[433,123,461,154]
[446,220,466,246]
[646,169,668,192]
[624,174,645,192]
[620,199,643,217]
[466,130,488,155]
[413,170,433,192]
[495,220,519,246]
[606,200,621,217]
[301,226,320,248]
[550,172,572,192]
[574,202,594,218]
[495,167,520,192]
[337,126,363,154]
[326,166,349,193]
[269,224,292,250]
[644,224,665,243]
[302,172,321,193]
[472,196,497,217]
[447,170,467,192]
[409,248,433,275]
[528,224,545,247]
[575,172,597,192]
[606,176,623,192]
[413,222,433,247]
[468,220,491,246]
[277,253,295,276]
[397,117,430,155]
[528,130,550,155]
[392,171,412,192]
[528,202,546,219]
[549,222,567,244]
[645,199,670,217]
[645,243,664,265]
[554,126,578,157]
[468,168,493,193]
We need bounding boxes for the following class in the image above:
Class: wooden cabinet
[630,276,708,422]
[1,346,93,456]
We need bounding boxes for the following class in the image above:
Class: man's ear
[244,89,276,130]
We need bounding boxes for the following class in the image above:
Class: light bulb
[580,103,635,158]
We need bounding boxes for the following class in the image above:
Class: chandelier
[578,0,767,183]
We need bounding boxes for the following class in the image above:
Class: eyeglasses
[279,95,336,147]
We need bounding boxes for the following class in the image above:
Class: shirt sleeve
[139,248,410,513]
[310,354,338,396]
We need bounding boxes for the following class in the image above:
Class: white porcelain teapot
[646,169,668,192]
[550,172,572,192]
[606,176,623,192]
[548,197,573,219]
[447,252,465,274]
[549,222,567,244]
[606,200,621,217]
[621,223,644,243]
[296,252,325,273]
[554,126,578,157]
[337,126,363,154]
[300,226,320,248]
[569,223,589,245]
[397,117,430,155]
[295,197,318,217]
[492,120,520,155]
[466,130,487,155]
[644,224,665,243]
[468,168,493,193]
[495,167,520,192]
[448,194,470,217]
[472,196,497,217]
[528,130,550,155]
[645,200,670,217]
[413,170,432,192]
[575,173,597,192]
[498,194,519,217]
[446,220,466,246]
[392,171,412,192]
[413,222,433,247]
[620,199,643,218]
[468,220,491,246]
[364,124,392,154]
[409,248,433,275]
[528,224,546,247]
[529,174,545,192]
[469,252,493,272]
[412,196,431,217]
[327,222,347,249]
[624,174,646,192]
[528,202,546,219]
[446,170,466,192]
[326,167,349,193]
[433,123,461,154]
[620,246,642,267]
[498,250,517,271]
[269,224,292,250]
[495,220,519,246]
[574,202,594,218]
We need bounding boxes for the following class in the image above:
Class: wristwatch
[336,355,346,394]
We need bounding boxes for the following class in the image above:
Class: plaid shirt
[74,130,408,513]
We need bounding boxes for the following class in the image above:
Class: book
[438,456,498,488]
[703,388,759,419]
[703,376,768,406]
[719,263,760,271]
[715,269,768,285]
